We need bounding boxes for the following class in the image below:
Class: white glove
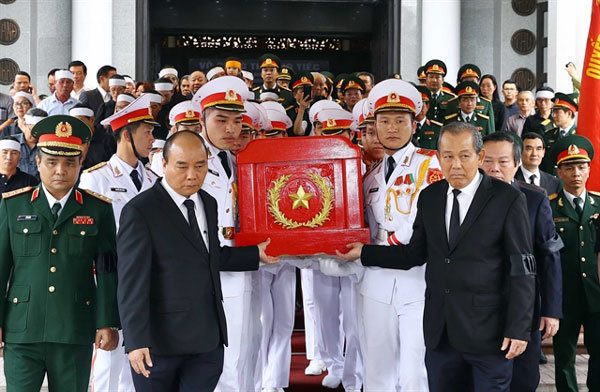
[319,258,354,277]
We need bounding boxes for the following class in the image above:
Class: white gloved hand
[319,257,353,277]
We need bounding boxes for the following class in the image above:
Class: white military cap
[263,108,292,136]
[158,67,178,78]
[55,70,74,81]
[192,75,247,113]
[13,91,36,107]
[260,101,287,115]
[206,66,225,81]
[101,93,159,131]
[352,98,368,130]
[317,108,353,136]
[259,91,279,102]
[155,81,173,91]
[243,101,263,132]
[116,94,135,104]
[308,99,342,126]
[169,100,200,125]
[367,78,422,115]
[241,70,254,81]
[254,102,272,131]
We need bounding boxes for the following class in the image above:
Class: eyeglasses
[14,102,32,108]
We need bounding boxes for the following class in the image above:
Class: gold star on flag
[289,185,313,209]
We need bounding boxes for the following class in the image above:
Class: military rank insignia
[73,216,94,225]
[17,215,37,221]
[426,168,444,184]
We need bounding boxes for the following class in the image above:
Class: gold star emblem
[289,185,313,209]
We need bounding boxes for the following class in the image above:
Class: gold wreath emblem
[55,122,72,138]
[267,172,334,229]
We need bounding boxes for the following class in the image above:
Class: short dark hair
[502,79,520,92]
[113,122,143,144]
[522,132,545,145]
[15,71,31,81]
[536,85,554,94]
[96,65,117,83]
[0,135,19,143]
[357,72,375,84]
[438,122,483,153]
[482,131,521,165]
[155,77,172,84]
[110,74,125,81]
[26,108,48,117]
[48,68,60,78]
[163,131,207,163]
[68,60,87,74]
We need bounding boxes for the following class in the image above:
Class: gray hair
[518,90,535,101]
[438,122,483,153]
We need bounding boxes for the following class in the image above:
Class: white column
[71,0,113,89]
[547,0,592,93]
[421,0,461,84]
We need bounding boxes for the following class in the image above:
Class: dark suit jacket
[94,100,115,128]
[361,171,536,355]
[117,180,259,356]
[513,181,563,327]
[79,88,105,113]
[515,167,561,196]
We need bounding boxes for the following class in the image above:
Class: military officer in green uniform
[443,81,492,136]
[442,64,495,132]
[0,115,119,392]
[287,71,314,136]
[542,93,578,173]
[414,86,443,149]
[417,66,426,85]
[548,135,600,392]
[423,59,454,122]
[340,75,366,113]
[276,65,293,90]
[252,53,294,107]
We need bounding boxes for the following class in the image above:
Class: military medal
[73,216,94,225]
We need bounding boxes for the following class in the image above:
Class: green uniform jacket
[550,190,600,314]
[443,111,492,136]
[286,102,311,137]
[0,185,119,345]
[426,91,455,123]
[541,124,577,173]
[442,96,495,133]
[415,118,443,150]
[252,85,294,108]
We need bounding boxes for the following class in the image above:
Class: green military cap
[341,76,366,93]
[416,85,432,102]
[424,59,447,76]
[321,71,334,83]
[290,72,314,90]
[388,72,402,80]
[417,66,426,81]
[456,81,479,97]
[457,64,482,82]
[443,82,456,96]
[335,73,349,90]
[258,53,281,69]
[552,92,578,113]
[277,66,294,81]
[548,134,594,166]
[31,115,92,157]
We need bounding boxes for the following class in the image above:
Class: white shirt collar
[461,111,474,121]
[114,154,143,179]
[563,188,587,209]
[386,142,415,167]
[418,118,427,127]
[447,170,482,197]
[42,184,73,212]
[520,166,540,181]
[97,86,110,102]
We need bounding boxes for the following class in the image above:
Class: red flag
[578,0,600,191]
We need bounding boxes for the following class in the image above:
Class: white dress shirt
[42,184,73,217]
[161,179,209,249]
[445,170,482,239]
[97,86,111,103]
[461,110,474,123]
[563,188,587,210]
[113,154,143,183]
[520,166,541,187]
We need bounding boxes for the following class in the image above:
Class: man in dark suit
[481,132,563,391]
[117,131,278,392]
[338,122,536,391]
[79,65,116,113]
[516,132,561,195]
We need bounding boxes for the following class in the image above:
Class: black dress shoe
[540,352,548,364]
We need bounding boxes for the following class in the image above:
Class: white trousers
[92,330,135,392]
[361,288,428,392]
[300,269,319,361]
[313,270,364,390]
[260,264,296,388]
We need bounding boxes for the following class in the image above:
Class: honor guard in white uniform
[191,76,255,391]
[149,100,202,176]
[361,79,443,391]
[79,94,160,392]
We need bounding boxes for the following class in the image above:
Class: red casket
[235,136,371,256]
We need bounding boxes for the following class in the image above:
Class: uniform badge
[17,215,37,221]
[73,216,94,225]
[553,217,569,223]
[426,168,444,184]
[225,89,237,101]
[55,122,73,138]
[208,168,220,177]
[568,144,580,155]
[110,187,127,192]
[369,187,378,193]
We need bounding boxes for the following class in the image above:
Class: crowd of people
[0,53,598,392]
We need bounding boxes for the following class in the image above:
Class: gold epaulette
[252,86,260,91]
[280,86,291,92]
[445,113,458,120]
[479,96,491,103]
[478,113,490,120]
[82,189,112,204]
[548,193,558,200]
[2,186,34,199]
[285,105,294,111]
[446,96,458,103]
[541,119,552,126]
[430,119,443,127]
[83,161,107,173]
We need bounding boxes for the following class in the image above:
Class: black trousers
[510,328,541,392]
[131,346,224,392]
[425,333,514,392]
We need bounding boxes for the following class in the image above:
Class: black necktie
[465,115,471,123]
[574,197,583,218]
[385,156,396,183]
[529,174,536,185]
[432,93,438,102]
[51,202,61,222]
[183,199,206,249]
[218,151,232,178]
[449,189,461,246]
[130,169,142,191]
